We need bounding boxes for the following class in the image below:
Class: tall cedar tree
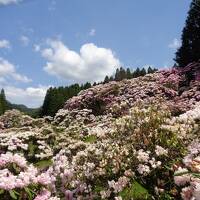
[0,89,8,115]
[175,0,200,66]
[114,68,120,81]
[104,76,110,83]
[126,68,132,79]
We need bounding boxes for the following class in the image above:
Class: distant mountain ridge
[7,102,40,118]
[8,102,39,117]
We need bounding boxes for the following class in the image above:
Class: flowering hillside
[0,63,200,200]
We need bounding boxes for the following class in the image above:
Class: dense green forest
[40,82,92,117]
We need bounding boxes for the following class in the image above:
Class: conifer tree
[104,76,110,83]
[83,82,91,89]
[126,68,132,79]
[147,66,154,74]
[109,76,114,81]
[175,0,200,66]
[119,67,126,80]
[0,89,8,115]
[133,67,141,78]
[114,68,120,81]
[140,68,147,76]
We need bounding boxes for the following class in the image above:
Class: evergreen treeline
[103,66,157,83]
[40,82,91,117]
[175,0,200,66]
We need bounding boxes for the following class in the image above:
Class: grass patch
[119,180,150,200]
[34,159,53,169]
[83,135,97,143]
[28,142,37,157]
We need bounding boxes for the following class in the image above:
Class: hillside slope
[0,63,199,199]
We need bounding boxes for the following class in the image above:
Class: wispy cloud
[48,0,56,11]
[89,28,96,36]
[20,35,30,46]
[0,39,11,49]
[168,38,181,50]
[33,44,41,52]
[0,0,22,6]
[0,57,31,83]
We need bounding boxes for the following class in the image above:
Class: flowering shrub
[0,65,200,199]
[0,153,54,199]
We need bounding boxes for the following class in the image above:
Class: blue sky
[0,0,191,107]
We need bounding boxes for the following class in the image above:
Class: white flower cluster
[174,140,200,200]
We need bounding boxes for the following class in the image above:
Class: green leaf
[191,173,200,178]
[174,171,189,176]
[0,189,4,195]
[164,165,172,171]
[9,190,18,199]
[24,187,32,200]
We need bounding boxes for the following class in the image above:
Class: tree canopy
[40,83,91,117]
[175,0,200,66]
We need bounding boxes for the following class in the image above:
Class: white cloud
[41,40,120,83]
[0,39,10,49]
[89,28,96,36]
[4,85,49,108]
[168,38,181,50]
[0,58,46,108]
[0,57,31,83]
[20,35,30,46]
[11,73,32,83]
[0,58,14,76]
[0,0,22,5]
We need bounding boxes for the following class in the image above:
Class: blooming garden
[0,63,200,199]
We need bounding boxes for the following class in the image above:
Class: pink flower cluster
[0,152,27,168]
[0,153,51,191]
[34,189,51,200]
